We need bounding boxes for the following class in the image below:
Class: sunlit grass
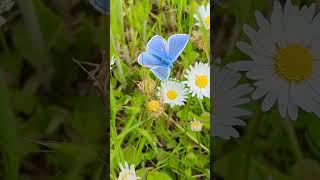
[110,0,210,179]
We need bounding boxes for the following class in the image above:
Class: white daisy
[228,0,320,120]
[193,3,210,30]
[191,119,203,132]
[184,61,210,99]
[0,0,15,26]
[212,66,253,139]
[159,80,188,107]
[118,161,140,180]
[110,55,116,70]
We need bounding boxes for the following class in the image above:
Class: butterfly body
[138,34,189,81]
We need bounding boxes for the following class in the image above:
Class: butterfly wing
[138,52,162,68]
[146,35,168,59]
[151,66,170,81]
[90,0,109,14]
[167,34,190,63]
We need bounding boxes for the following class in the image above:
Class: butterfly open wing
[146,35,168,59]
[138,52,162,68]
[167,34,190,63]
[151,66,170,81]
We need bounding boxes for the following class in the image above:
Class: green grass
[110,0,210,179]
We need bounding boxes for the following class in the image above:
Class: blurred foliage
[0,0,107,179]
[213,0,320,180]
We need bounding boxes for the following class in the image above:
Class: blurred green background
[0,0,108,179]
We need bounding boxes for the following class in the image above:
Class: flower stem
[281,117,303,162]
[198,98,205,113]
[0,30,9,53]
[237,109,263,180]
[164,113,209,153]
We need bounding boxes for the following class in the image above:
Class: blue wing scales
[146,35,168,59]
[167,34,190,63]
[151,66,170,81]
[138,52,162,68]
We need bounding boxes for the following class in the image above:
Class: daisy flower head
[212,66,253,139]
[184,61,210,100]
[191,119,203,132]
[159,80,188,107]
[193,3,210,30]
[118,161,140,180]
[228,0,320,120]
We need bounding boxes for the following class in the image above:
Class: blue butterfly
[138,34,190,81]
[90,0,109,14]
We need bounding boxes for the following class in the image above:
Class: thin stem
[237,109,263,180]
[196,132,202,153]
[198,98,205,113]
[281,117,303,162]
[0,30,9,53]
[251,158,290,180]
[164,113,209,153]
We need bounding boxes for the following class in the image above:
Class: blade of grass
[0,71,19,180]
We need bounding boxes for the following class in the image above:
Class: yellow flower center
[167,90,178,100]
[191,121,202,131]
[147,100,161,112]
[121,173,132,180]
[191,121,201,128]
[204,16,210,27]
[275,44,314,81]
[195,75,208,88]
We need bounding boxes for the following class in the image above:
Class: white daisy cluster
[118,161,140,180]
[0,0,15,26]
[157,61,209,133]
[193,3,210,30]
[229,0,320,120]
[158,61,210,108]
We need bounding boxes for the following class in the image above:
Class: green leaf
[147,171,173,180]
[184,153,197,167]
[137,128,157,147]
[0,72,19,180]
[306,116,320,151]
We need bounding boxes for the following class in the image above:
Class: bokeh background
[213,0,320,180]
[0,0,108,179]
